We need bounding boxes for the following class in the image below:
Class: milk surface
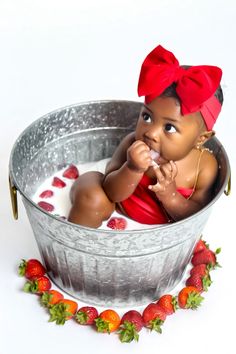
[32,158,157,230]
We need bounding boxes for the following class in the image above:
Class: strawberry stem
[148,318,164,333]
[23,280,38,293]
[18,259,27,276]
[95,318,111,334]
[41,292,53,308]
[186,292,204,309]
[75,311,88,325]
[49,303,73,325]
[118,321,139,343]
[202,275,212,291]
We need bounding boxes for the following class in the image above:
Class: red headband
[138,45,222,130]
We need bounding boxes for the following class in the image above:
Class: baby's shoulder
[198,148,218,182]
[201,148,218,168]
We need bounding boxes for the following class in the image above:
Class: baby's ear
[196,130,215,148]
[201,130,215,143]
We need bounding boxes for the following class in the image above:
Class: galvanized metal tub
[9,100,230,307]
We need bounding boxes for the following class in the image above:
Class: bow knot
[174,66,186,81]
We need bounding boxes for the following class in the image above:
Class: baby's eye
[165,123,177,133]
[142,112,152,123]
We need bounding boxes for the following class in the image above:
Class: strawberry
[191,248,221,268]
[62,165,79,179]
[18,259,46,280]
[39,190,54,198]
[41,290,64,308]
[119,310,144,343]
[107,217,127,230]
[52,177,66,188]
[37,201,55,212]
[75,306,98,325]
[24,275,51,294]
[142,303,166,333]
[190,264,210,277]
[193,239,208,254]
[186,273,212,292]
[49,299,78,325]
[178,286,204,309]
[95,309,121,333]
[157,294,178,315]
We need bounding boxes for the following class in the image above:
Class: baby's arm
[149,153,218,221]
[102,132,152,202]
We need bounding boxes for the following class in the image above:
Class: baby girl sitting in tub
[68,44,223,228]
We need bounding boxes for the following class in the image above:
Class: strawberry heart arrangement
[18,239,221,343]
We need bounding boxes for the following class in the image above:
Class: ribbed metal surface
[9,100,230,307]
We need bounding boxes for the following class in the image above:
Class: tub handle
[9,176,18,220]
[224,173,231,196]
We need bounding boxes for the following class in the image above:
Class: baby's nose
[145,126,161,142]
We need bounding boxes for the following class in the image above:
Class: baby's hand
[127,140,152,172]
[148,160,178,196]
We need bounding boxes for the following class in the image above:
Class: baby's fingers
[158,161,178,181]
[148,167,165,192]
[148,181,162,193]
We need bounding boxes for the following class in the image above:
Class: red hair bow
[138,45,222,116]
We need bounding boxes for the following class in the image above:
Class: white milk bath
[32,158,157,230]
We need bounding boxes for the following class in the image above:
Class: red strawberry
[178,286,204,309]
[190,264,210,277]
[186,273,212,292]
[157,294,178,315]
[142,303,166,333]
[52,177,66,188]
[191,248,221,268]
[62,165,79,179]
[107,217,127,230]
[41,290,64,308]
[49,299,78,325]
[193,239,208,254]
[18,259,46,280]
[37,201,55,212]
[39,190,54,198]
[75,306,98,325]
[24,275,51,294]
[119,310,144,343]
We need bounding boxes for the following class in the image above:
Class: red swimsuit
[120,174,193,225]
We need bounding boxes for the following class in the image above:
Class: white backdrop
[0,1,235,353]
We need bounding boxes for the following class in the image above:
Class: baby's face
[135,96,204,164]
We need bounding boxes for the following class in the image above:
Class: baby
[68,45,223,228]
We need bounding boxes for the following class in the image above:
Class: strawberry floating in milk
[62,164,79,179]
[39,190,54,198]
[37,201,55,212]
[107,217,127,230]
[52,177,66,188]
